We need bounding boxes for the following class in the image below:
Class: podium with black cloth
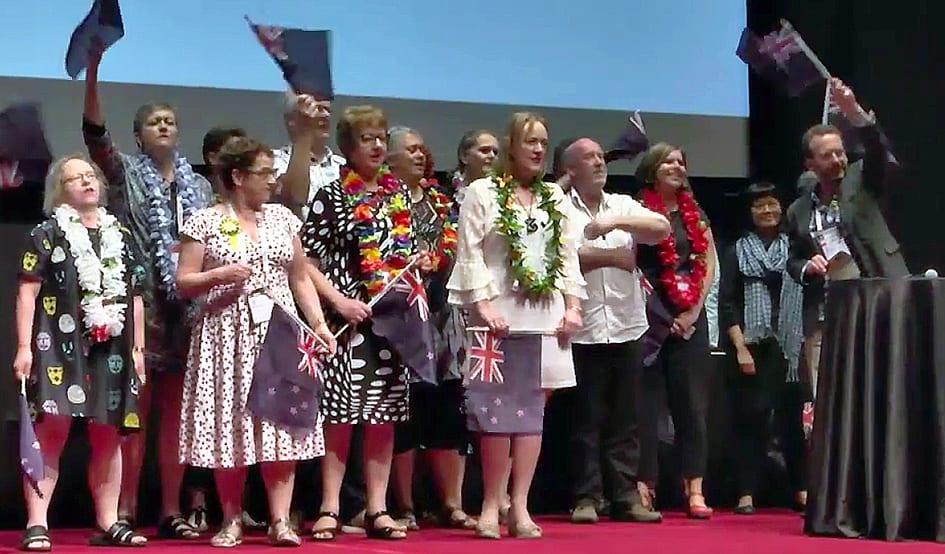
[806,277,945,542]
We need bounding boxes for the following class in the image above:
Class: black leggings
[639,311,711,482]
[730,338,808,497]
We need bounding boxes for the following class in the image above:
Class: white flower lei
[52,205,128,339]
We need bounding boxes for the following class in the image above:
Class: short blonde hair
[495,111,548,176]
[336,105,387,159]
[43,153,107,216]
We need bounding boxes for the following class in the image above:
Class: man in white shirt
[565,138,671,524]
[274,91,345,222]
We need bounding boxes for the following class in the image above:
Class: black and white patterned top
[300,177,411,308]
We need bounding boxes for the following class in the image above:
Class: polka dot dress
[178,204,325,468]
[301,180,410,424]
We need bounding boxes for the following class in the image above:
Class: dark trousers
[570,340,644,506]
[639,311,711,482]
[730,338,808,497]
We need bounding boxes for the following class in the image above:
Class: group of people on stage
[11,34,905,551]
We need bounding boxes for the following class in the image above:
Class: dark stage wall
[746,0,945,273]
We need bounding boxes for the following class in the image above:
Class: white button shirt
[273,145,345,222]
[569,188,650,344]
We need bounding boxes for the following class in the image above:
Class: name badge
[248,292,274,325]
[813,226,851,262]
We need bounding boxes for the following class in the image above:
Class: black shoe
[734,504,755,515]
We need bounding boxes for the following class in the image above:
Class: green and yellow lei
[492,173,565,298]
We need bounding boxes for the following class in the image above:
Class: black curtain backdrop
[746,0,945,273]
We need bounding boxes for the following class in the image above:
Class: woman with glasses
[175,136,335,547]
[302,106,428,541]
[719,182,808,514]
[14,154,147,549]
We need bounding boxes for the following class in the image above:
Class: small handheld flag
[65,0,124,79]
[19,378,45,498]
[245,16,334,100]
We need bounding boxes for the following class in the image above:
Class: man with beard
[785,77,908,390]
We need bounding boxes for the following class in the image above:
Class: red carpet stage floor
[1,511,940,554]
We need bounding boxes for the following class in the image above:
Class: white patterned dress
[178,204,325,468]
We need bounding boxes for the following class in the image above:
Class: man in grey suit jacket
[785,78,908,392]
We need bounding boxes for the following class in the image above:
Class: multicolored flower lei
[341,165,412,296]
[492,173,565,298]
[422,178,459,272]
[640,186,709,311]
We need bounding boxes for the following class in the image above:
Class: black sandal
[365,511,406,540]
[20,526,51,552]
[311,511,340,541]
[157,514,200,539]
[89,521,147,547]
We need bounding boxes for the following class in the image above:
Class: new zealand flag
[736,22,825,97]
[248,304,327,437]
[371,270,437,384]
[464,331,545,434]
[246,16,334,100]
[19,380,44,497]
[605,111,649,164]
[65,0,124,79]
[0,103,52,186]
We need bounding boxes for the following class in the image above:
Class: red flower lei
[421,178,459,272]
[341,166,412,296]
[640,186,709,311]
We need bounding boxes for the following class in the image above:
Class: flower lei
[492,173,565,297]
[137,152,204,299]
[640,186,709,311]
[422,178,459,272]
[341,165,412,296]
[52,205,128,343]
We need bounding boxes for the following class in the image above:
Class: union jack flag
[297,328,325,379]
[468,331,505,383]
[736,21,825,97]
[759,26,803,67]
[247,18,289,61]
[394,269,429,321]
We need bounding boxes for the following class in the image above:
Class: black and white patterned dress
[301,180,410,424]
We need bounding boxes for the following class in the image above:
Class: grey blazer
[785,122,909,331]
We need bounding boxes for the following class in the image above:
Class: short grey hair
[387,125,420,150]
[43,153,107,216]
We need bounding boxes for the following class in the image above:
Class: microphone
[923,269,939,278]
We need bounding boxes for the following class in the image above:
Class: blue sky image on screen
[2,0,748,117]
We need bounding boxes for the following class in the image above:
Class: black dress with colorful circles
[19,218,145,432]
[300,180,410,425]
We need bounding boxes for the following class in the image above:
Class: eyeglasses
[62,172,98,186]
[359,133,388,145]
[751,201,781,212]
[246,167,277,179]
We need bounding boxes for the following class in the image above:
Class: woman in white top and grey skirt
[447,112,586,539]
